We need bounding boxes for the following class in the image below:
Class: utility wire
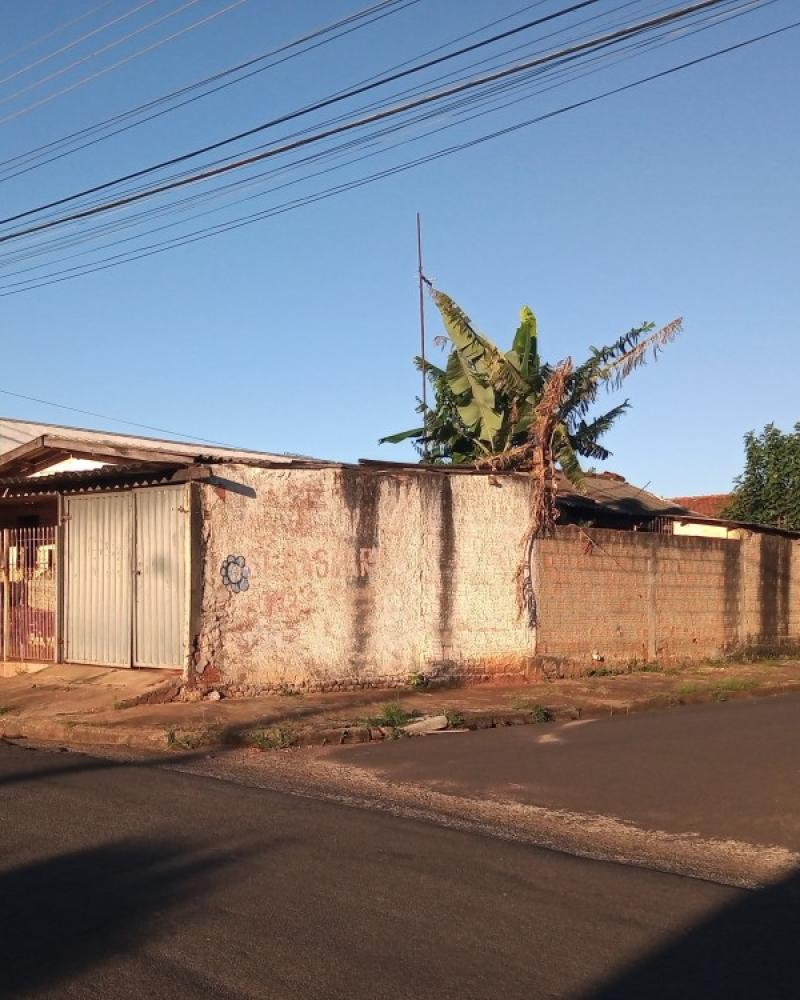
[0,0,647,237]
[1,17,795,297]
[0,0,616,218]
[0,0,250,126]
[0,0,162,87]
[0,0,765,265]
[0,0,116,70]
[0,0,742,244]
[0,0,603,224]
[0,0,416,178]
[0,388,239,446]
[0,0,757,269]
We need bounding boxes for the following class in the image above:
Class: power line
[0,0,765,268]
[0,0,742,245]
[0,388,237,446]
[0,0,416,179]
[0,0,250,126]
[0,0,646,244]
[0,0,602,224]
[0,0,162,87]
[2,16,794,298]
[1,0,618,221]
[0,0,757,273]
[0,0,116,70]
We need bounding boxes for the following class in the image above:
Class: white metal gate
[134,488,188,668]
[64,487,188,668]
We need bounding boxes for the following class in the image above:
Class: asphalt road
[2,739,799,999]
[333,694,800,849]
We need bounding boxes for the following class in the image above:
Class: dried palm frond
[477,359,573,624]
[599,317,683,391]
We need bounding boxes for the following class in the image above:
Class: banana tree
[381,289,682,489]
[381,288,683,622]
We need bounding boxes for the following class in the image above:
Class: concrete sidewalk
[3,657,800,752]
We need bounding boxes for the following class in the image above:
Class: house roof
[0,417,330,476]
[670,493,732,518]
[556,471,690,518]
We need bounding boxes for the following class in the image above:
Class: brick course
[536,525,800,665]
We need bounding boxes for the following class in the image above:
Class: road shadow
[0,836,238,998]
[583,868,800,999]
[0,741,207,788]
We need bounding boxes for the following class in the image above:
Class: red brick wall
[535,526,799,666]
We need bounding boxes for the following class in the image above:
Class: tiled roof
[670,494,732,518]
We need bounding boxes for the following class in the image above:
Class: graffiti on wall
[221,554,251,594]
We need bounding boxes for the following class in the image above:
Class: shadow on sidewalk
[583,868,800,999]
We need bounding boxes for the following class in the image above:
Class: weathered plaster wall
[191,467,800,690]
[193,465,534,692]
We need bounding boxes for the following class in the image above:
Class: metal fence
[0,526,57,662]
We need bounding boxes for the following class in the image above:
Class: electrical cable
[0,0,251,126]
[0,0,604,222]
[1,17,794,297]
[0,0,759,271]
[0,0,159,85]
[0,0,735,247]
[0,0,766,264]
[0,0,417,178]
[0,0,117,71]
[0,388,241,446]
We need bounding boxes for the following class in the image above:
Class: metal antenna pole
[416,212,428,458]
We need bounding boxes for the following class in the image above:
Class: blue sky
[1,0,798,496]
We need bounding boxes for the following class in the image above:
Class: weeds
[361,702,419,728]
[444,709,465,729]
[247,726,299,750]
[712,678,760,700]
[511,698,553,723]
[165,727,205,751]
[529,704,553,723]
[407,672,429,690]
[678,678,760,700]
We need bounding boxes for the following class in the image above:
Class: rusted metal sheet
[134,487,188,669]
[0,526,57,661]
[64,494,133,667]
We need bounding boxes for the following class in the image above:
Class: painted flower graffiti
[220,554,251,594]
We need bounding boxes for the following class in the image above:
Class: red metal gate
[1,527,57,662]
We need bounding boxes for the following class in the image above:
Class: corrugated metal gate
[64,487,189,668]
[0,526,57,662]
[134,488,188,668]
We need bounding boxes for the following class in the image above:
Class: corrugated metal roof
[0,462,188,495]
[0,416,328,466]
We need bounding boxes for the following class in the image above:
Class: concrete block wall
[535,526,800,666]
[193,465,533,692]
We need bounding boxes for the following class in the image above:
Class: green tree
[724,424,800,530]
[381,289,683,486]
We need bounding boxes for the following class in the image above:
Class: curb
[4,680,800,754]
